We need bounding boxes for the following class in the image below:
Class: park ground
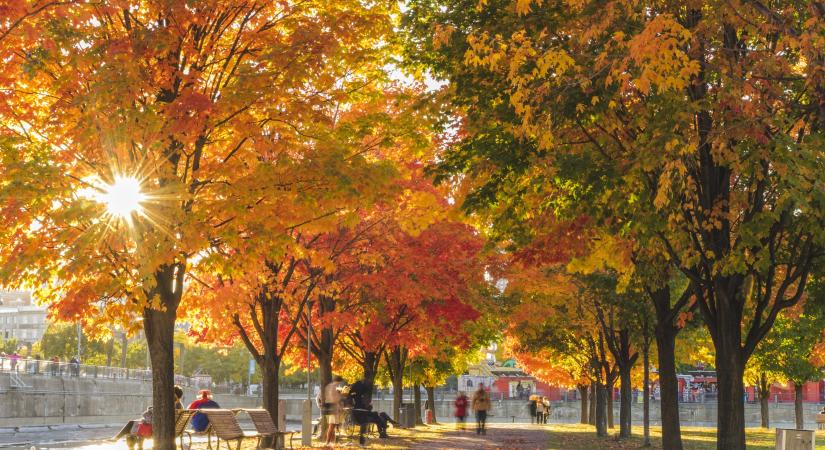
[14,423,825,449]
[298,423,825,450]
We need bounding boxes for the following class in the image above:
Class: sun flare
[101,176,144,219]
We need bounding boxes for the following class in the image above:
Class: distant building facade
[0,290,48,344]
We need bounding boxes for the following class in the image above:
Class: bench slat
[201,409,247,440]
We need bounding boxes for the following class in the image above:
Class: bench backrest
[175,410,195,436]
[201,409,244,440]
[245,409,277,435]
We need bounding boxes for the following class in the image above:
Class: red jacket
[454,395,468,418]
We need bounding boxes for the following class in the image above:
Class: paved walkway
[389,423,549,449]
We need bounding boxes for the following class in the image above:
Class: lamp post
[302,300,313,446]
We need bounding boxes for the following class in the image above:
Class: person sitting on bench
[188,389,221,432]
[348,379,399,445]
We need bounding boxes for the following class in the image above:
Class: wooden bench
[111,409,195,449]
[174,410,196,448]
[244,408,298,449]
[816,413,825,430]
[201,409,261,450]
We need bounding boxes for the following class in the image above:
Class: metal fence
[0,356,210,388]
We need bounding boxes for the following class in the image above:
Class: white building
[0,290,48,344]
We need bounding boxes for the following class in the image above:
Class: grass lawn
[546,423,825,449]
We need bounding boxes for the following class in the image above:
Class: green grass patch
[546,423,825,449]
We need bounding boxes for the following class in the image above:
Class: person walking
[527,396,537,424]
[454,391,468,431]
[535,395,546,424]
[323,376,344,446]
[472,383,491,435]
[9,352,19,372]
[542,397,551,423]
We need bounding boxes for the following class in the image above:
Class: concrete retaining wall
[1,373,822,429]
[0,372,261,428]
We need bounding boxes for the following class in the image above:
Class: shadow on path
[386,423,548,450]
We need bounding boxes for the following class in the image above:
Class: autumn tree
[753,302,825,430]
[403,1,825,448]
[0,2,398,447]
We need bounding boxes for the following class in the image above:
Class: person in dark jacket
[348,380,397,445]
[528,397,538,424]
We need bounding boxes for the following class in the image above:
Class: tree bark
[588,382,596,425]
[362,351,380,388]
[758,372,769,429]
[414,383,423,425]
[651,286,685,450]
[642,337,651,447]
[261,355,279,428]
[595,383,608,437]
[105,337,114,367]
[607,379,614,429]
[618,363,632,438]
[425,385,437,423]
[142,265,183,450]
[387,346,406,423]
[795,383,804,430]
[120,332,128,368]
[143,303,177,450]
[714,337,746,450]
[578,384,589,424]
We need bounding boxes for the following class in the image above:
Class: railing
[0,357,210,388]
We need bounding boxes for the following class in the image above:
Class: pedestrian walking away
[472,383,491,435]
[323,375,345,446]
[454,391,469,431]
[528,395,537,424]
[535,395,546,424]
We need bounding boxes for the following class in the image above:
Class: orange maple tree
[0,1,398,447]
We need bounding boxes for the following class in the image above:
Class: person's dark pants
[355,411,388,444]
[476,410,487,435]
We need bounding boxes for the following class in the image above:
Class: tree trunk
[595,383,608,437]
[426,386,437,423]
[120,333,128,368]
[105,337,114,367]
[795,383,804,430]
[588,382,596,425]
[362,351,380,388]
[607,379,614,429]
[643,339,651,447]
[578,384,589,424]
[655,316,683,450]
[318,352,332,401]
[387,347,406,423]
[414,383,423,425]
[758,372,769,429]
[619,364,632,438]
[714,337,746,450]
[261,355,280,428]
[143,304,177,450]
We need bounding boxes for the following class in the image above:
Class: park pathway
[396,423,549,450]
